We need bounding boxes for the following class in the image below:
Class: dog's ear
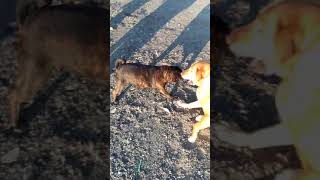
[274,17,302,65]
[197,64,210,80]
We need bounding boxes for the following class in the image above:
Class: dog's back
[9,4,109,127]
[115,62,175,87]
[18,5,109,80]
[116,63,155,86]
[112,62,181,101]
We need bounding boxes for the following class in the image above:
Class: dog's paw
[188,136,197,143]
[175,100,186,108]
[111,97,119,105]
[182,140,197,150]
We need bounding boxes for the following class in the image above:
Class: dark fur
[16,0,52,26]
[112,60,182,102]
[211,14,231,64]
[8,4,109,127]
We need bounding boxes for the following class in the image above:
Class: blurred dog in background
[9,2,109,127]
[222,1,320,179]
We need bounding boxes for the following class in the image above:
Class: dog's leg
[188,115,210,143]
[275,169,320,180]
[8,86,22,127]
[7,51,26,127]
[176,100,201,109]
[157,84,173,99]
[294,128,320,180]
[8,58,50,127]
[111,79,124,102]
[300,172,320,180]
[215,123,293,148]
[274,170,301,180]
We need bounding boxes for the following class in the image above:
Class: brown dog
[111,59,182,102]
[225,1,320,179]
[176,61,210,143]
[8,4,109,127]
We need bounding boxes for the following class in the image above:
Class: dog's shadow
[164,79,197,103]
[236,83,280,132]
[214,83,280,133]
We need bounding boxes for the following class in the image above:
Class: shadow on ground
[110,0,196,68]
[154,4,210,65]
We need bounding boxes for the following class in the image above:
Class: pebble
[65,84,77,91]
[110,108,117,114]
[1,147,20,163]
[161,107,170,114]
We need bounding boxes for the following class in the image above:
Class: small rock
[110,108,117,114]
[1,147,20,163]
[161,107,170,114]
[65,84,77,91]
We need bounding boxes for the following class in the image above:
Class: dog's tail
[17,0,52,27]
[115,59,126,69]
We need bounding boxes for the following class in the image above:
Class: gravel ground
[0,33,109,179]
[110,0,210,179]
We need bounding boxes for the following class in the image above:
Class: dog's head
[161,66,182,82]
[226,2,318,77]
[181,61,210,86]
[226,5,284,75]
